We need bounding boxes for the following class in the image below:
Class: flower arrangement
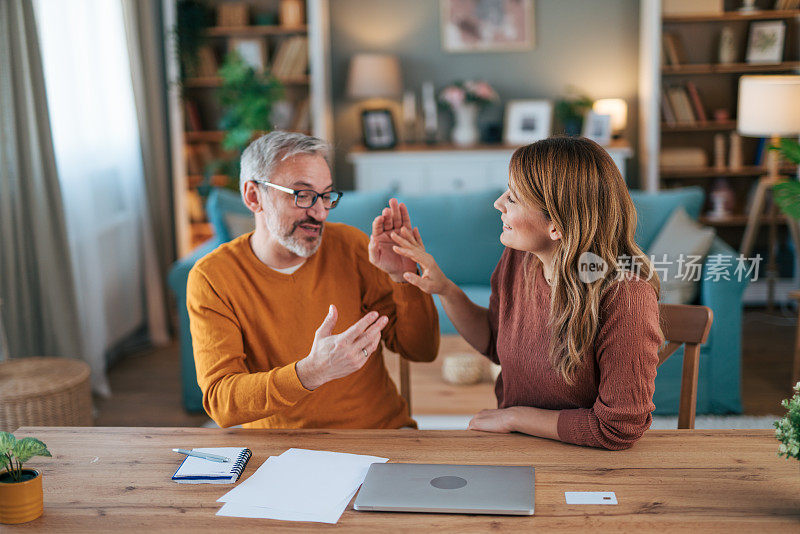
[439,80,499,109]
[775,381,800,462]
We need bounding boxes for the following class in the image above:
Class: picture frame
[441,0,534,53]
[361,109,398,150]
[229,38,268,72]
[581,111,612,146]
[503,100,553,145]
[746,21,785,64]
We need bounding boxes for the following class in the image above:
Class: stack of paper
[216,448,388,523]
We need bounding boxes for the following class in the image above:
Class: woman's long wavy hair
[509,137,660,384]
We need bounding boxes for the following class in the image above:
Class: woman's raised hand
[390,227,454,296]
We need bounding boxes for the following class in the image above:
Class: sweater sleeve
[187,267,312,427]
[482,249,512,364]
[556,280,661,450]
[355,232,440,363]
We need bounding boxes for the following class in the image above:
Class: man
[187,131,439,429]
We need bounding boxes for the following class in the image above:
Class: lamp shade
[346,54,402,100]
[592,98,628,134]
[737,75,800,137]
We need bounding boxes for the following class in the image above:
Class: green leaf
[0,454,9,471]
[11,438,51,464]
[0,432,15,456]
[772,181,800,220]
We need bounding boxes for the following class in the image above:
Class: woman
[391,137,661,450]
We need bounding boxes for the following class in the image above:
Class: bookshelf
[640,0,800,247]
[164,0,332,255]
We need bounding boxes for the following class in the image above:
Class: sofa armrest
[167,238,222,297]
[699,237,750,308]
[695,237,749,413]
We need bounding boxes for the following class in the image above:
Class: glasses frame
[251,180,343,210]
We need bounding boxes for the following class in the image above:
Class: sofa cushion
[398,189,505,286]
[206,188,250,243]
[648,206,716,304]
[326,188,393,236]
[629,187,704,250]
[434,285,493,335]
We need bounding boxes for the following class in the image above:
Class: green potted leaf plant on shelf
[769,139,800,217]
[201,50,284,193]
[554,87,593,137]
[0,432,52,524]
[775,382,800,469]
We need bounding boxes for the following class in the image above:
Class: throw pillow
[647,206,716,304]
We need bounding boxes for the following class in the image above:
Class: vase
[451,103,479,147]
[0,469,43,524]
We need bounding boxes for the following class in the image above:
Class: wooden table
[8,427,800,532]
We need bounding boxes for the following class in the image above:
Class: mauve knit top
[484,248,662,450]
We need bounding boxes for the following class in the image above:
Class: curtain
[34,0,169,394]
[122,0,174,344]
[0,0,84,364]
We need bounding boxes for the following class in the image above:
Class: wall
[329,0,641,190]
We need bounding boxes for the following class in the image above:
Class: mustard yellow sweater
[187,223,439,429]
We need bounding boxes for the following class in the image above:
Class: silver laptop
[354,463,534,515]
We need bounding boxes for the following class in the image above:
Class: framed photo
[229,38,267,72]
[746,21,785,64]
[441,0,534,53]
[503,100,552,145]
[581,111,612,146]
[361,109,398,150]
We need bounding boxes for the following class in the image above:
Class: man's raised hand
[368,198,417,282]
[295,305,388,390]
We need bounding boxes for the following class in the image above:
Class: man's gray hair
[239,130,330,197]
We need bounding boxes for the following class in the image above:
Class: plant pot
[0,469,43,524]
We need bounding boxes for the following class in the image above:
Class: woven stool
[0,357,93,432]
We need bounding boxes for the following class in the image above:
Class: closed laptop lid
[354,463,534,516]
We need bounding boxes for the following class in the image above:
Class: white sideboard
[348,142,633,194]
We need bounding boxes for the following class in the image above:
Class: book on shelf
[662,33,684,66]
[661,92,677,126]
[662,0,722,15]
[271,36,308,79]
[666,86,696,124]
[291,98,310,132]
[184,101,203,131]
[660,147,708,169]
[775,0,800,10]
[685,81,708,124]
[196,45,219,78]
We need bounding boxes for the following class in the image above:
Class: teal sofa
[168,186,747,416]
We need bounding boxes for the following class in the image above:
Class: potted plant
[775,381,800,468]
[212,50,284,189]
[0,432,52,524]
[439,80,499,146]
[769,139,800,217]
[554,87,593,137]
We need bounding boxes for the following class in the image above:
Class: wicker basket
[0,357,93,432]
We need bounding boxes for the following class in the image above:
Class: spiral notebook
[172,447,251,484]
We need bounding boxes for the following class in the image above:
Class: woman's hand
[390,227,454,296]
[368,198,418,283]
[467,408,517,434]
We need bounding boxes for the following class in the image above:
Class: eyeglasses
[252,180,343,210]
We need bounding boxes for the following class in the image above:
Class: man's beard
[263,206,323,258]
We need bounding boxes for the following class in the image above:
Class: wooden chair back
[399,358,411,413]
[658,303,713,430]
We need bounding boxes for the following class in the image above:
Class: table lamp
[346,54,403,149]
[592,98,628,139]
[346,53,402,102]
[737,75,800,308]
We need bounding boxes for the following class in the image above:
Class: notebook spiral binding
[232,449,252,478]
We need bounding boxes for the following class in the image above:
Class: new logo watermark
[578,252,609,283]
[576,253,762,284]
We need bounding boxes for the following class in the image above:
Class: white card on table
[564,491,617,505]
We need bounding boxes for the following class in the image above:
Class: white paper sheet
[216,448,388,522]
[216,487,358,523]
[565,491,618,505]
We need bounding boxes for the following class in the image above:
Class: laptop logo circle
[430,476,467,490]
